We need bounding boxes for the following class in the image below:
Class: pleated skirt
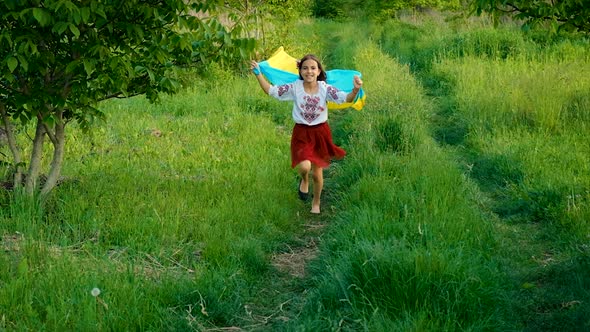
[290,122,346,168]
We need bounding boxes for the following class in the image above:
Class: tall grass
[0,63,306,329]
[379,15,590,330]
[432,53,590,329]
[283,20,503,331]
[1,14,589,331]
[428,37,590,238]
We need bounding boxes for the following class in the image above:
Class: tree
[471,0,590,34]
[0,0,255,197]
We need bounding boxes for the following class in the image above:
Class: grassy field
[1,15,589,331]
[377,17,590,330]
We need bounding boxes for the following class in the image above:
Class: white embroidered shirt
[268,80,348,126]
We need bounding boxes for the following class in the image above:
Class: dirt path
[215,172,341,331]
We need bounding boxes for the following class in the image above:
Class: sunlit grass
[379,15,590,330]
[283,21,502,331]
[1,14,589,331]
[0,64,307,329]
[433,55,590,237]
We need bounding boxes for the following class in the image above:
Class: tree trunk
[41,112,66,196]
[0,103,23,188]
[25,119,46,196]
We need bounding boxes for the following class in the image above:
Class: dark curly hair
[297,54,327,81]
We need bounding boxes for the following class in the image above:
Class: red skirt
[290,122,346,168]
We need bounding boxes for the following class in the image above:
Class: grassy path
[237,18,590,331]
[227,179,341,331]
[1,18,588,331]
[378,19,590,330]
[426,69,590,331]
[234,19,500,330]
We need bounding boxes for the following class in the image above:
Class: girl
[250,54,363,214]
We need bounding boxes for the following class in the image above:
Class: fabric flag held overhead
[254,47,366,111]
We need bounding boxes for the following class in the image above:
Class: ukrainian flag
[255,47,366,111]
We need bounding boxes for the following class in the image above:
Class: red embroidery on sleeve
[327,86,339,100]
[278,85,290,96]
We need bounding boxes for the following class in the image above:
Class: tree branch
[25,119,46,195]
[505,2,576,23]
[38,112,57,145]
[41,108,66,196]
[97,91,141,102]
[0,102,23,188]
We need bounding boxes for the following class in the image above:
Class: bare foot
[310,205,320,214]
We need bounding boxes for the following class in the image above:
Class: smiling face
[297,54,326,82]
[299,59,321,83]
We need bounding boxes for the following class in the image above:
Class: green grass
[1,14,590,331]
[432,54,590,332]
[379,15,590,331]
[281,21,502,331]
[0,65,309,330]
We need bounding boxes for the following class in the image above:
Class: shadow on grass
[507,248,590,331]
[379,25,590,331]
[419,69,471,147]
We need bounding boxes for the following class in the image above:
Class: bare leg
[310,166,323,214]
[297,160,311,194]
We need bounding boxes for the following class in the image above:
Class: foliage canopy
[312,0,460,19]
[0,0,255,196]
[472,0,590,33]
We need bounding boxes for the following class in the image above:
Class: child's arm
[250,60,271,95]
[345,75,363,102]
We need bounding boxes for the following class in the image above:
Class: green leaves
[471,0,590,34]
[0,0,258,133]
[6,56,18,72]
[32,8,51,26]
[82,58,95,77]
[68,23,80,37]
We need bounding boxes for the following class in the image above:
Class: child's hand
[353,75,363,89]
[250,60,260,75]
